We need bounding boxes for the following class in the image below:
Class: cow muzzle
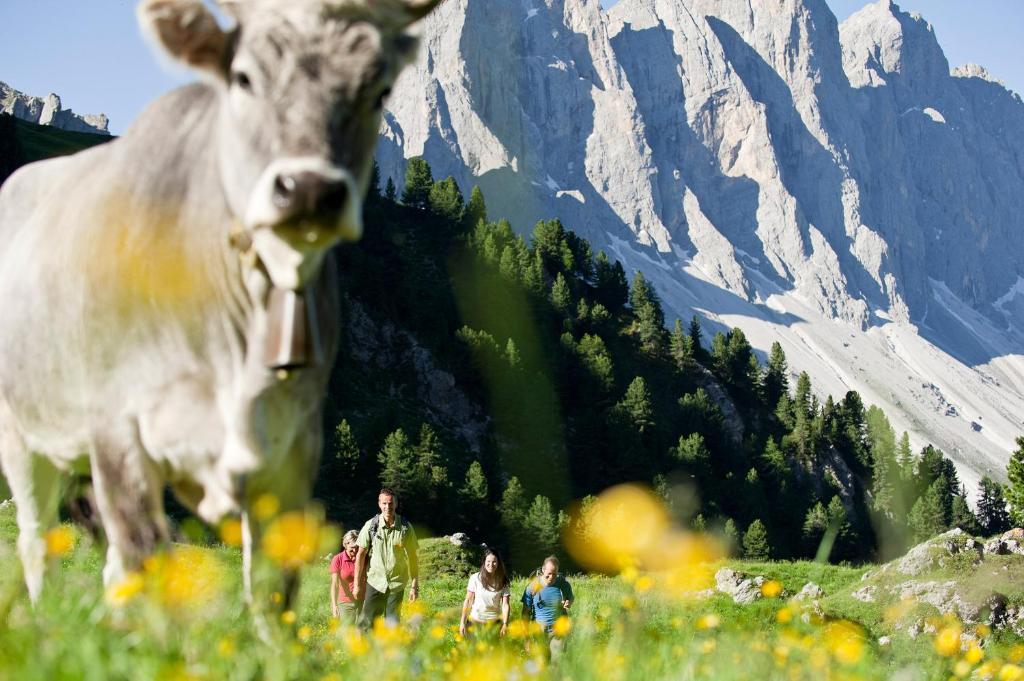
[244,157,362,291]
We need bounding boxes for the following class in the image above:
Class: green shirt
[357,514,418,593]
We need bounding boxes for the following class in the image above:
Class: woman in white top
[459,549,511,636]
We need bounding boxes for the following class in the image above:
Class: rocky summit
[379,0,1024,489]
[1,81,110,135]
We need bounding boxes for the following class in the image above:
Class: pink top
[330,551,357,603]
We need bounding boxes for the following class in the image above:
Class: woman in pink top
[330,530,360,623]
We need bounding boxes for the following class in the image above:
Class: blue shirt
[521,575,574,628]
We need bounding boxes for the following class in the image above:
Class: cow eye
[232,70,254,92]
[374,87,392,111]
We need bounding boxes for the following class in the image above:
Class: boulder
[714,568,765,605]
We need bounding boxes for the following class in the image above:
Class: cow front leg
[89,427,169,587]
[0,443,63,603]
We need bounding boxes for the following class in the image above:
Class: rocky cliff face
[1,81,110,135]
[380,0,1024,490]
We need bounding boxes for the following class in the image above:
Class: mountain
[378,0,1024,493]
[1,81,110,135]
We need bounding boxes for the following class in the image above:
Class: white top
[467,571,510,622]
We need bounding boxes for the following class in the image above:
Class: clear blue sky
[1,1,1021,134]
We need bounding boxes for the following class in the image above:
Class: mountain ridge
[1,81,110,136]
[379,0,1024,490]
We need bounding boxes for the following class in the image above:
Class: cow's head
[140,0,440,290]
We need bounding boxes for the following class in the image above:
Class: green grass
[1,503,1022,680]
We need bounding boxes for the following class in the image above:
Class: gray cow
[0,0,439,602]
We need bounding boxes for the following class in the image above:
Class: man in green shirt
[352,488,419,628]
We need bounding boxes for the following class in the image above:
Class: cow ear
[138,0,232,79]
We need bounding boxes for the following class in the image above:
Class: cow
[0,0,441,604]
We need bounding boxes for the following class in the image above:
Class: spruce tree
[907,478,948,542]
[802,502,829,551]
[465,185,487,229]
[428,176,465,223]
[384,176,397,202]
[594,252,629,310]
[616,376,654,433]
[762,342,789,409]
[459,461,489,507]
[723,518,740,552]
[670,319,695,370]
[977,476,1013,534]
[378,429,417,497]
[401,156,434,208]
[742,519,771,560]
[334,419,362,468]
[523,495,560,562]
[1006,436,1024,525]
[551,272,572,313]
[368,160,382,201]
[950,494,980,535]
[688,316,705,360]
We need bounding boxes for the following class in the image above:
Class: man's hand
[408,585,419,602]
[562,599,571,611]
[353,584,363,601]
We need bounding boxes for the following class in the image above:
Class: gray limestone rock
[0,81,109,135]
[714,567,765,605]
[382,0,1024,486]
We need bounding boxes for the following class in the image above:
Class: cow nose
[271,171,349,222]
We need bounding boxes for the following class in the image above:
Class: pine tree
[401,156,434,209]
[429,176,465,223]
[368,160,382,201]
[688,316,705,360]
[464,185,487,230]
[669,319,695,370]
[671,433,711,477]
[630,271,666,351]
[334,419,362,468]
[594,251,628,310]
[742,519,770,560]
[498,477,529,528]
[907,478,948,542]
[378,429,417,497]
[384,176,397,202]
[551,272,572,314]
[1006,436,1024,525]
[977,476,1013,535]
[616,376,654,433]
[950,494,980,535]
[523,495,560,561]
[459,461,489,507]
[897,432,914,478]
[723,518,740,552]
[802,502,829,551]
[762,342,789,409]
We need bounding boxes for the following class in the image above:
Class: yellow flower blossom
[281,610,297,625]
[254,494,280,520]
[776,606,793,624]
[429,625,445,640]
[507,620,528,639]
[45,526,75,558]
[696,613,720,630]
[700,639,716,654]
[823,621,867,666]
[145,547,224,610]
[1010,645,1024,663]
[761,580,783,598]
[552,616,572,637]
[297,625,312,642]
[935,624,963,657]
[343,629,369,657]
[217,638,236,658]
[105,572,145,606]
[219,519,243,547]
[261,510,323,569]
[954,660,973,677]
[1001,664,1024,681]
[965,643,985,665]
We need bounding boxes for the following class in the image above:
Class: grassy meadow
[2,498,1024,681]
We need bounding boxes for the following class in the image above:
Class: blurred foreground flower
[105,572,145,606]
[934,623,963,657]
[144,546,224,610]
[760,580,782,598]
[261,509,337,569]
[219,518,243,547]
[564,484,723,585]
[45,526,75,558]
[824,620,866,665]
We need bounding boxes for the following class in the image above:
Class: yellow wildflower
[343,629,369,657]
[217,638,236,658]
[935,624,963,657]
[635,574,655,592]
[261,510,322,568]
[507,620,528,639]
[700,639,716,654]
[219,519,243,547]
[696,613,720,630]
[965,643,985,665]
[1010,645,1024,663]
[297,625,313,642]
[824,621,866,666]
[254,494,280,520]
[776,606,793,624]
[552,616,572,637]
[146,546,223,610]
[953,660,972,678]
[105,572,145,606]
[45,526,75,558]
[1000,665,1024,681]
[429,625,446,640]
[760,580,783,598]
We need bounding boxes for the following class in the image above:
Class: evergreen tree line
[317,156,1024,572]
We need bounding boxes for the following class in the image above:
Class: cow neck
[228,226,323,372]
